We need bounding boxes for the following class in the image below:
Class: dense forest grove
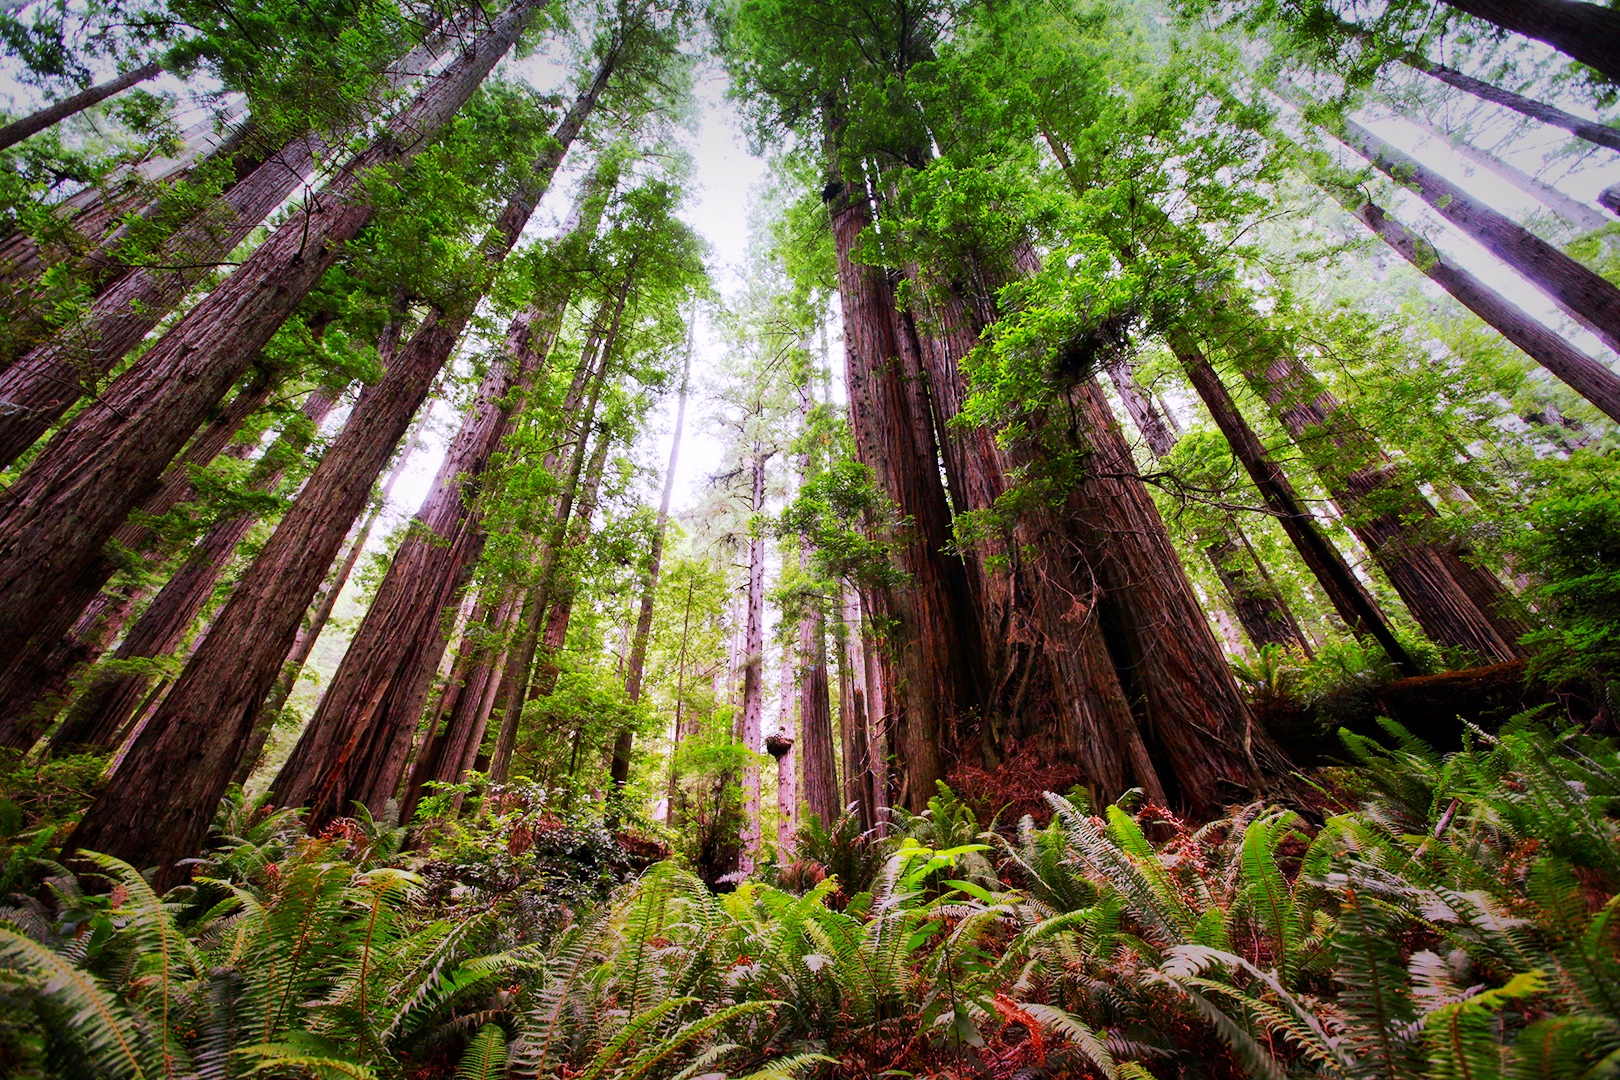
[8,0,1620,1076]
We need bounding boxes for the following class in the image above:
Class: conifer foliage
[3,0,1620,1075]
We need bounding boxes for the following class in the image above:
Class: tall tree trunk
[737,445,767,876]
[0,61,163,151]
[48,390,340,754]
[836,588,875,831]
[60,211,508,883]
[269,300,564,824]
[485,314,620,785]
[1416,120,1610,234]
[0,20,471,427]
[823,136,983,811]
[232,430,420,790]
[1439,0,1620,85]
[662,575,697,824]
[0,0,540,664]
[1339,118,1620,354]
[1173,336,1421,674]
[1401,53,1620,154]
[900,265,1162,805]
[1104,355,1308,655]
[1055,378,1270,814]
[794,382,838,825]
[1247,349,1529,662]
[610,317,693,790]
[0,374,276,749]
[1326,189,1620,422]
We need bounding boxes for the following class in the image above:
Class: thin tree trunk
[1439,0,1620,86]
[1328,189,1620,422]
[1401,53,1620,155]
[836,588,875,831]
[610,317,693,790]
[767,729,796,860]
[0,374,276,749]
[60,182,520,882]
[1248,350,1529,662]
[663,576,696,823]
[485,316,620,785]
[0,61,163,151]
[795,380,838,825]
[1339,118,1620,354]
[1416,119,1610,234]
[0,0,540,666]
[1173,336,1421,674]
[48,390,340,754]
[737,445,767,876]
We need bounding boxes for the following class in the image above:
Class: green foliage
[1512,456,1620,691]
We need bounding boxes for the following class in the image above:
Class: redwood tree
[0,0,542,666]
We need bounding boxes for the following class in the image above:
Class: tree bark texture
[1173,336,1420,673]
[1054,377,1271,814]
[1248,349,1529,662]
[0,61,163,151]
[1333,192,1620,422]
[1104,355,1307,655]
[825,163,983,812]
[1440,0,1620,85]
[737,446,767,876]
[0,0,541,667]
[48,390,339,754]
[270,302,561,825]
[1403,54,1620,155]
[0,375,275,749]
[902,270,1163,806]
[233,434,416,790]
[793,379,839,826]
[0,131,323,466]
[610,321,692,790]
[62,232,495,883]
[1340,118,1620,354]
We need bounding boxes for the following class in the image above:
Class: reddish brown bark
[825,155,984,812]
[1440,0,1620,84]
[62,229,503,883]
[1174,336,1420,674]
[901,273,1161,806]
[1334,192,1620,422]
[1056,378,1271,813]
[793,381,839,826]
[0,0,541,667]
[270,303,560,825]
[1103,355,1306,655]
[48,390,339,754]
[1249,350,1528,662]
[233,433,417,790]
[1339,119,1620,355]
[0,61,163,151]
[610,326,691,790]
[0,375,275,749]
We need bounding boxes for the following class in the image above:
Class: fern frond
[455,1024,509,1080]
